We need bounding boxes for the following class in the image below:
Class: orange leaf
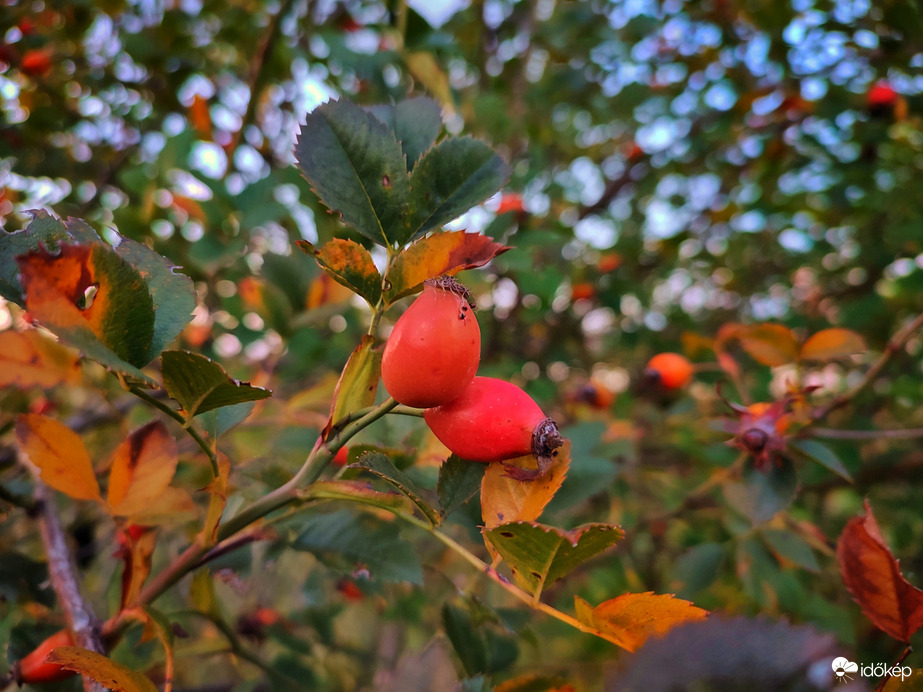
[116,526,158,610]
[837,499,923,643]
[574,592,708,652]
[122,487,197,526]
[386,230,510,305]
[15,414,101,501]
[107,421,179,516]
[481,441,570,530]
[738,323,799,366]
[0,329,80,388]
[800,328,866,362]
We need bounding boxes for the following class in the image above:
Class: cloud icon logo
[832,657,859,682]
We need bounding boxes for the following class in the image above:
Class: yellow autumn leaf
[481,441,571,530]
[15,414,101,502]
[44,647,158,692]
[0,329,80,388]
[738,323,800,366]
[574,592,708,652]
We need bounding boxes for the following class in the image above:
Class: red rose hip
[14,628,77,684]
[423,376,563,480]
[381,276,480,408]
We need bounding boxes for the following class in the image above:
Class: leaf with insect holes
[353,452,441,525]
[367,96,444,172]
[738,323,800,366]
[385,231,510,305]
[161,350,271,419]
[0,209,99,304]
[837,499,923,643]
[574,592,707,652]
[481,442,571,530]
[483,521,623,596]
[437,456,486,517]
[15,414,101,502]
[800,328,866,361]
[405,137,511,243]
[17,242,156,383]
[106,421,179,516]
[44,648,157,692]
[324,335,381,440]
[295,98,409,246]
[296,238,382,306]
[0,329,80,388]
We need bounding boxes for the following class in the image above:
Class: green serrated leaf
[353,451,441,525]
[393,96,444,171]
[483,521,623,596]
[199,401,258,439]
[790,438,852,482]
[671,543,725,597]
[437,456,485,517]
[291,508,422,584]
[723,456,799,525]
[295,98,410,246]
[161,350,271,418]
[107,229,195,364]
[405,137,511,242]
[760,528,820,572]
[296,238,382,306]
[443,603,490,677]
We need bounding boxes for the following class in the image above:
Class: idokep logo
[831,657,858,683]
[831,656,912,684]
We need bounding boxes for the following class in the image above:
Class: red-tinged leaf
[386,231,510,305]
[837,499,923,643]
[296,238,382,307]
[324,335,381,441]
[15,414,101,502]
[17,243,155,377]
[481,442,571,530]
[116,525,157,610]
[738,323,800,366]
[0,329,80,388]
[43,647,158,692]
[107,421,179,516]
[800,328,867,361]
[574,592,708,652]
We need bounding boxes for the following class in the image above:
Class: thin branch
[129,386,219,477]
[814,312,923,420]
[811,427,923,440]
[224,0,296,159]
[25,469,106,692]
[875,645,912,692]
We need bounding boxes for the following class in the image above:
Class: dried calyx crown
[425,275,476,310]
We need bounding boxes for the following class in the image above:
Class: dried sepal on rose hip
[423,376,564,481]
[13,628,77,685]
[381,276,480,408]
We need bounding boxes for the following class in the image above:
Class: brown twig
[814,312,923,421]
[28,477,106,692]
[875,645,912,692]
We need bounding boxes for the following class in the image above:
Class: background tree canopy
[2,0,923,689]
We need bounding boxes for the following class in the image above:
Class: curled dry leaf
[837,499,923,643]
